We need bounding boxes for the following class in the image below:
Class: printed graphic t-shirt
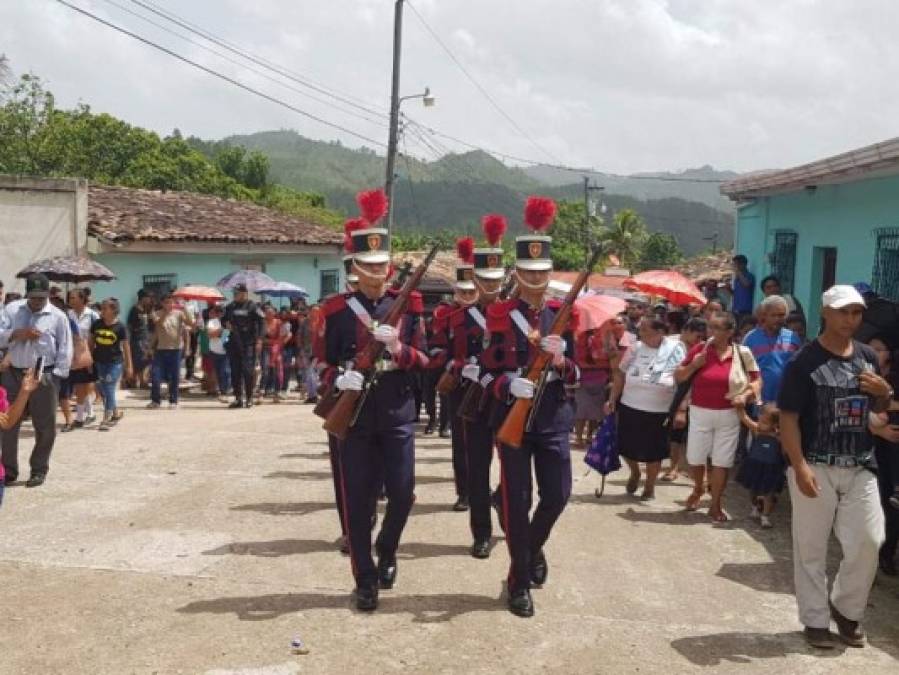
[777,339,880,461]
[91,319,128,364]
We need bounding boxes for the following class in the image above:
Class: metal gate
[771,231,797,294]
[872,228,899,301]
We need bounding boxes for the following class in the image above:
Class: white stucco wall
[0,175,88,293]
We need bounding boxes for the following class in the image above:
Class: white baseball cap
[822,284,866,309]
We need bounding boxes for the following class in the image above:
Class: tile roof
[87,185,342,247]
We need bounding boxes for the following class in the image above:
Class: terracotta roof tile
[87,185,342,247]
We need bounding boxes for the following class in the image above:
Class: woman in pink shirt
[675,312,760,521]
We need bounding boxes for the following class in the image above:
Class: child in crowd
[785,312,807,345]
[0,369,39,503]
[736,403,784,528]
[90,298,133,431]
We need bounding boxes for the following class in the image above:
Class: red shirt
[682,343,757,410]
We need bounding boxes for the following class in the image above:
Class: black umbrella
[16,256,117,283]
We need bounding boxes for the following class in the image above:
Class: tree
[637,232,684,271]
[605,208,648,268]
[548,200,607,270]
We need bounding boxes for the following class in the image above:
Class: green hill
[217,129,734,255]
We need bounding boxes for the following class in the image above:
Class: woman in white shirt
[67,288,100,426]
[606,317,685,500]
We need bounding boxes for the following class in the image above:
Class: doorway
[810,246,838,335]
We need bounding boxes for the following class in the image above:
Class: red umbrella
[574,294,628,333]
[623,270,706,306]
[172,285,224,303]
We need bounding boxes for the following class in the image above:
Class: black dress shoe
[26,473,46,488]
[243,400,253,408]
[879,553,898,576]
[355,586,379,612]
[438,429,450,438]
[423,422,435,435]
[377,555,398,589]
[452,496,469,512]
[508,588,534,618]
[228,400,243,409]
[471,539,490,559]
[530,551,548,587]
[4,471,18,486]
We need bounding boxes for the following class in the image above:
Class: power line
[54,0,387,148]
[405,0,563,166]
[128,0,389,120]
[95,0,388,130]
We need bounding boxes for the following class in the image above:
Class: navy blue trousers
[447,388,468,498]
[465,416,494,542]
[328,433,382,538]
[499,432,572,593]
[340,422,415,588]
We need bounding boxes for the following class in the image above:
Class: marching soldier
[321,190,427,611]
[486,197,579,617]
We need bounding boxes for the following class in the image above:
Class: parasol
[574,294,627,333]
[256,281,309,299]
[16,256,116,283]
[216,269,276,292]
[172,285,225,303]
[623,270,706,307]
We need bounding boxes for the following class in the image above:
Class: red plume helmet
[356,188,389,225]
[456,237,475,264]
[343,233,354,253]
[524,196,557,232]
[343,217,367,253]
[481,214,507,247]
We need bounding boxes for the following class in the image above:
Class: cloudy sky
[3,0,899,174]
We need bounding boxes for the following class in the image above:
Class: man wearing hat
[222,283,264,408]
[0,273,73,487]
[484,198,579,617]
[320,189,428,611]
[778,284,893,648]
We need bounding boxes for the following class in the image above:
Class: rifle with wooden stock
[494,246,604,449]
[457,268,518,421]
[322,244,440,440]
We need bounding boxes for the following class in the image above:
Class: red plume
[343,217,366,252]
[481,214,507,247]
[356,188,388,224]
[524,196,557,232]
[456,237,475,264]
[343,233,354,253]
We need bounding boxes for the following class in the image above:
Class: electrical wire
[54,0,387,148]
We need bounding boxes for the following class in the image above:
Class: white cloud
[2,0,899,174]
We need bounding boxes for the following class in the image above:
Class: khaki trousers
[787,464,884,629]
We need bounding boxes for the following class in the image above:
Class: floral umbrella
[16,256,116,283]
[623,269,706,307]
[172,285,225,303]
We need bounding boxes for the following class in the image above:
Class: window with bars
[872,228,899,301]
[771,231,797,295]
[142,273,177,299]
[320,269,339,298]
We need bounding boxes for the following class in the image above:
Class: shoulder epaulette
[321,293,349,317]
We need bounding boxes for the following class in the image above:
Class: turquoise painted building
[721,137,899,332]
[84,185,343,309]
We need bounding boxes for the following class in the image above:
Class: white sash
[467,306,486,331]
[346,296,374,330]
[509,309,532,337]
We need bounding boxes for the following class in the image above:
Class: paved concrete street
[1,389,897,674]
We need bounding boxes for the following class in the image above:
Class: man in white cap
[778,284,893,649]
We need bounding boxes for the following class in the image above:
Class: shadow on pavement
[670,631,844,666]
[264,470,453,485]
[616,507,713,526]
[177,590,506,622]
[201,538,472,560]
[231,500,458,518]
[715,561,793,595]
[279,451,330,460]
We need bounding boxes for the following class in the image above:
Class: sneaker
[167,402,178,409]
[749,504,761,520]
[98,420,111,431]
[146,402,161,410]
[760,515,773,529]
[804,626,836,649]
[830,602,866,647]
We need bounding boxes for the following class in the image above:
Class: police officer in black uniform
[321,208,427,611]
[222,283,264,408]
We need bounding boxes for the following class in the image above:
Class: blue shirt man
[743,295,801,403]
[731,254,756,315]
[0,283,73,378]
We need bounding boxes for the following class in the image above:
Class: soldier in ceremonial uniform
[486,197,579,617]
[321,190,427,611]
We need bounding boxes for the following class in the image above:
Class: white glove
[373,324,400,353]
[335,370,364,391]
[540,335,565,357]
[510,377,535,399]
[461,363,480,382]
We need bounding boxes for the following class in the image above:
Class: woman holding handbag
[675,311,760,522]
[662,317,707,482]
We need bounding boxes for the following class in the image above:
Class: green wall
[735,172,899,332]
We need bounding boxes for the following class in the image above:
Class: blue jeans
[259,350,283,395]
[151,349,182,404]
[95,361,124,413]
[211,352,230,394]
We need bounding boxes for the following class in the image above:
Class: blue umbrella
[216,269,276,291]
[256,280,309,299]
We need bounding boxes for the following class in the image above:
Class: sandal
[660,471,678,482]
[60,423,75,433]
[685,491,703,511]
[709,509,730,523]
[625,474,640,495]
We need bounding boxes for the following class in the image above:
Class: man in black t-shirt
[778,285,893,649]
[222,284,264,409]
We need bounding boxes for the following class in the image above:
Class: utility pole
[582,175,604,251]
[384,0,405,235]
